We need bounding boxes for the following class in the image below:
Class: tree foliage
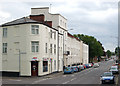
[106,50,112,58]
[73,34,104,62]
[115,47,120,56]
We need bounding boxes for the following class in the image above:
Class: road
[2,59,118,85]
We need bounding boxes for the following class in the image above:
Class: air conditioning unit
[64,51,70,55]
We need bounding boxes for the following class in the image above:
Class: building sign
[32,57,38,61]
[43,58,49,61]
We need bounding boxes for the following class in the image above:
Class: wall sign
[32,57,38,61]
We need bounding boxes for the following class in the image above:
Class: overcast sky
[0,0,119,52]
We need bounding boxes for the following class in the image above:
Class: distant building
[64,33,83,66]
[82,44,89,64]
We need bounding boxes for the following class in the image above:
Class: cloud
[0,0,118,52]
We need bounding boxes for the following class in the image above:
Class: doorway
[31,61,38,76]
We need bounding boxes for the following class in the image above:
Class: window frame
[3,28,7,37]
[31,25,39,35]
[3,43,7,53]
[31,41,39,52]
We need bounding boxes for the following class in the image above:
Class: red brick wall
[30,15,45,22]
[45,21,52,27]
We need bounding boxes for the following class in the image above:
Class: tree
[115,47,120,57]
[106,50,112,58]
[73,34,104,62]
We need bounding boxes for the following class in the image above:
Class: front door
[31,61,38,76]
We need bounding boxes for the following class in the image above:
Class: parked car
[64,67,74,74]
[93,63,99,68]
[77,65,84,71]
[84,64,89,68]
[72,66,79,72]
[83,64,86,69]
[109,66,119,74]
[100,72,115,84]
[88,63,92,68]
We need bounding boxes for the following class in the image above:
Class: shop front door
[31,61,38,76]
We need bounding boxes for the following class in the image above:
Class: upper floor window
[3,43,7,53]
[45,43,47,53]
[65,23,66,28]
[31,41,39,52]
[50,44,52,54]
[54,32,56,40]
[54,44,56,54]
[3,28,7,37]
[31,25,39,34]
[50,30,52,38]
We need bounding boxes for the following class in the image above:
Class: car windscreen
[103,73,112,76]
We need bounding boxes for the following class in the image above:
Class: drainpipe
[57,31,59,72]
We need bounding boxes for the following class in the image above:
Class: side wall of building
[83,44,89,64]
[0,27,2,72]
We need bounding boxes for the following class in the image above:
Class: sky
[0,0,119,52]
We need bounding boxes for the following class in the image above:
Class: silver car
[110,66,119,74]
[93,63,99,68]
[100,72,115,84]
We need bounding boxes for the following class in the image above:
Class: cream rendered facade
[2,23,58,76]
[64,33,84,66]
[83,44,89,64]
[0,28,2,71]
[31,7,67,71]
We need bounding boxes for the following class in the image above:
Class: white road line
[9,79,21,81]
[70,78,76,81]
[32,78,52,84]
[63,75,67,77]
[62,81,70,84]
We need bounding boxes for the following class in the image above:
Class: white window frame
[31,25,39,34]
[54,44,56,54]
[3,28,7,37]
[3,43,7,53]
[50,30,52,38]
[45,43,47,53]
[50,44,52,54]
[31,41,39,52]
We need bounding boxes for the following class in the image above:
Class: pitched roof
[1,17,38,26]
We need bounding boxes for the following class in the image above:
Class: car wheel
[112,80,115,84]
[101,81,104,84]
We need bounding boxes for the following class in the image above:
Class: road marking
[32,78,52,84]
[9,79,21,81]
[70,78,76,81]
[63,75,68,77]
[62,81,70,84]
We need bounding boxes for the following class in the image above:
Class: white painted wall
[31,7,68,71]
[83,44,89,64]
[2,23,58,76]
[64,34,82,66]
[0,27,2,71]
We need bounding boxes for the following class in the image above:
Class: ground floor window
[43,61,48,72]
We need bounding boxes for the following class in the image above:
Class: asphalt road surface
[2,59,118,85]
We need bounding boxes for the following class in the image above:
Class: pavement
[2,59,117,85]
[118,65,120,86]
